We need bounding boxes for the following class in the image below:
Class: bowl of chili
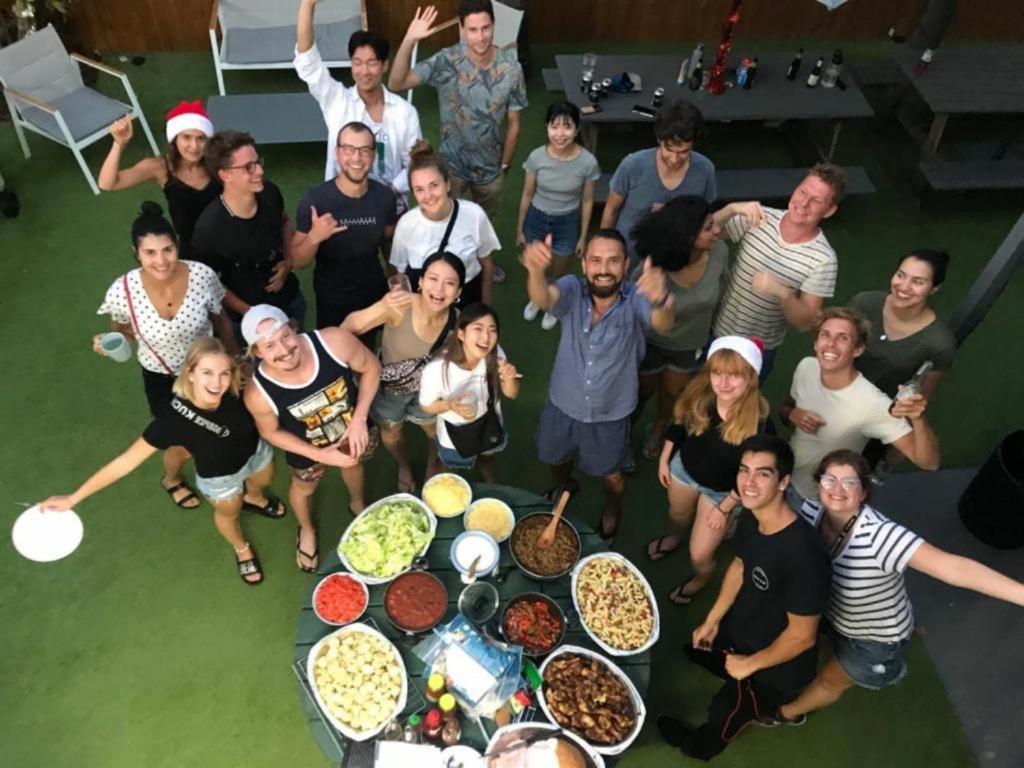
[384,570,449,634]
[509,512,581,581]
[500,592,566,657]
[312,572,369,626]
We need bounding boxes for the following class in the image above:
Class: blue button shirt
[547,276,653,422]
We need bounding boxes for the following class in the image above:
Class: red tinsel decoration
[707,0,742,95]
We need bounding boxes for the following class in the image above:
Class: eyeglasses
[337,144,376,158]
[225,156,264,174]
[820,474,862,490]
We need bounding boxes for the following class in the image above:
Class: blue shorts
[828,624,909,690]
[195,438,274,501]
[523,204,580,257]
[371,388,433,427]
[436,435,508,469]
[668,453,729,505]
[534,399,629,477]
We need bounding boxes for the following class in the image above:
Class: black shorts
[140,366,176,417]
[639,342,704,375]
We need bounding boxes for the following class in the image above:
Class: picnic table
[293,483,651,766]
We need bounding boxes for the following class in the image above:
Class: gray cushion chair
[209,0,367,95]
[0,24,157,195]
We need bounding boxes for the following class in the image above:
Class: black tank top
[252,331,361,469]
[164,171,220,260]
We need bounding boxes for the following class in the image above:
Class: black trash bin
[959,430,1024,549]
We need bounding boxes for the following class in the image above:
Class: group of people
[36,0,1024,759]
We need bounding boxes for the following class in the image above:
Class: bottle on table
[915,48,934,76]
[806,56,824,88]
[381,719,403,741]
[821,49,843,88]
[426,672,446,703]
[441,717,462,747]
[402,714,422,744]
[688,56,704,91]
[676,58,690,85]
[889,361,934,415]
[786,48,804,81]
[438,693,458,721]
[652,87,665,108]
[688,42,705,75]
[422,709,443,741]
[743,57,758,89]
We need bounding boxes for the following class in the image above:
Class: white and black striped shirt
[712,207,837,349]
[800,502,923,643]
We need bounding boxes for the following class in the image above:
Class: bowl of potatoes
[305,622,408,740]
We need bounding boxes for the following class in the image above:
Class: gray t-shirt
[609,148,717,262]
[630,240,727,352]
[850,290,956,397]
[522,145,601,214]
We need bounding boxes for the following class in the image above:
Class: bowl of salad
[337,494,437,584]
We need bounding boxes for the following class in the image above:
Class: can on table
[652,87,665,108]
[600,78,612,98]
[589,82,601,104]
[580,70,593,94]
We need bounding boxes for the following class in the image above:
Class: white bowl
[337,493,437,585]
[485,722,605,768]
[311,572,369,626]
[464,497,516,543]
[421,472,473,518]
[306,622,408,742]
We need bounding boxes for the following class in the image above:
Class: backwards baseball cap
[707,335,765,375]
[241,305,289,346]
[165,100,214,143]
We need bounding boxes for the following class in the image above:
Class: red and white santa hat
[707,335,766,375]
[165,100,214,143]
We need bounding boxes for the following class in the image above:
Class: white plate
[11,505,84,562]
[439,744,482,766]
[485,722,605,768]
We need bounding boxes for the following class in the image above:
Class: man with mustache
[523,230,674,539]
[242,305,380,573]
[291,122,398,334]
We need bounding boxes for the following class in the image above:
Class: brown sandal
[295,528,319,573]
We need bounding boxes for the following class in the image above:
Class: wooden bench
[542,67,565,93]
[593,166,875,204]
[919,160,1024,192]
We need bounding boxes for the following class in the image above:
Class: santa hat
[707,335,765,375]
[165,100,213,143]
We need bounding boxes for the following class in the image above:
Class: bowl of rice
[464,498,515,543]
[422,473,472,518]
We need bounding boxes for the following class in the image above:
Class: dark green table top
[293,483,652,765]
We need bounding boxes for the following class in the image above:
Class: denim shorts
[371,388,433,427]
[828,624,909,690]
[639,342,704,375]
[668,452,729,505]
[523,204,580,257]
[195,438,274,501]
[437,434,508,469]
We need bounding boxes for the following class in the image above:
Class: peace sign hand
[308,206,346,244]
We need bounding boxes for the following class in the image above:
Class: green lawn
[3,39,1020,767]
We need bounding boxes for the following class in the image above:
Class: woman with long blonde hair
[41,338,284,586]
[648,336,771,605]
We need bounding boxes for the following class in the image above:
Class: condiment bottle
[438,693,458,721]
[426,672,446,702]
[382,719,403,741]
[806,56,824,88]
[441,718,462,747]
[423,709,443,741]
[402,714,421,744]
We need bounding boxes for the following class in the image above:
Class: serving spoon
[537,491,570,549]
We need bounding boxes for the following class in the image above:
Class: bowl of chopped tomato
[501,592,566,657]
[313,572,369,626]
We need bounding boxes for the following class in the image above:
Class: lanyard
[829,513,859,558]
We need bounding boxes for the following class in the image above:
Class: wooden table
[555,52,874,161]
[293,483,651,766]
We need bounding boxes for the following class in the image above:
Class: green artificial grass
[3,38,1020,767]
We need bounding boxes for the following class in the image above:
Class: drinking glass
[388,273,411,293]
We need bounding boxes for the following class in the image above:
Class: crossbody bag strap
[427,306,458,356]
[436,199,459,255]
[122,274,175,376]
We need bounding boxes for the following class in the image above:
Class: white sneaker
[541,312,558,330]
[523,302,540,322]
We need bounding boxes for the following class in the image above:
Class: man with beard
[295,0,422,200]
[523,230,674,539]
[292,122,399,330]
[242,305,381,573]
[601,100,716,267]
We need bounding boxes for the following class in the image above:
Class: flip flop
[598,515,619,542]
[162,480,200,509]
[542,478,580,503]
[647,535,680,561]
[295,528,319,573]
[242,495,286,519]
[236,545,263,586]
[668,578,703,606]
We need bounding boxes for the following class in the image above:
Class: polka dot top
[97,261,226,374]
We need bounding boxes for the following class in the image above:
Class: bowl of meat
[509,512,581,581]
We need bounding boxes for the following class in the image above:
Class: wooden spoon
[538,491,571,549]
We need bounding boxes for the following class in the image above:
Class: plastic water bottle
[821,50,843,88]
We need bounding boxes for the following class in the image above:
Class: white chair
[0,24,157,195]
[407,1,524,105]
[209,0,367,95]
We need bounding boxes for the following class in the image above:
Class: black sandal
[647,535,680,561]
[296,528,319,573]
[598,517,619,542]
[668,578,703,606]
[242,494,286,519]
[162,480,200,509]
[542,478,580,503]
[235,544,263,586]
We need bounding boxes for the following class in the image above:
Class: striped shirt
[799,502,924,643]
[712,207,837,349]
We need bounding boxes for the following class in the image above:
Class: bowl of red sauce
[313,572,369,626]
[384,570,449,634]
[501,592,566,657]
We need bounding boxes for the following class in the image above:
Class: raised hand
[521,234,554,275]
[109,115,133,147]
[635,257,669,306]
[732,200,766,229]
[404,5,441,43]
[498,358,522,384]
[890,391,928,421]
[383,289,414,314]
[308,205,347,244]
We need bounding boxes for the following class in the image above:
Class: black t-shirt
[295,178,397,307]
[142,393,260,478]
[190,180,299,312]
[720,510,830,696]
[665,408,774,491]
